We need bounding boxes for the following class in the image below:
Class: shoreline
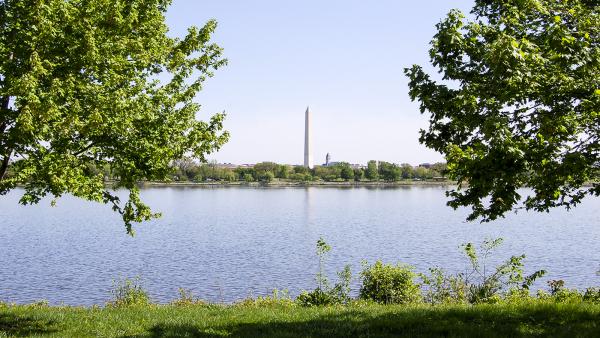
[137,180,457,188]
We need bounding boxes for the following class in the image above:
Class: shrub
[359,261,421,304]
[583,288,600,304]
[109,277,150,307]
[420,267,467,304]
[460,238,545,304]
[297,238,353,306]
[296,289,338,307]
[332,265,352,303]
[547,280,583,303]
[171,288,207,306]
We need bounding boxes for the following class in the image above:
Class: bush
[359,261,421,304]
[109,277,150,307]
[459,238,545,304]
[296,238,353,306]
[420,267,467,304]
[583,288,600,304]
[547,280,583,303]
[296,289,338,307]
[171,288,207,306]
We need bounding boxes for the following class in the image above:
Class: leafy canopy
[406,0,599,221]
[0,0,228,234]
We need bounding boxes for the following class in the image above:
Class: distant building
[216,163,239,169]
[322,154,365,169]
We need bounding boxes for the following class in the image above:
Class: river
[1,186,598,305]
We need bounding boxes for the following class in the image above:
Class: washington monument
[304,106,313,168]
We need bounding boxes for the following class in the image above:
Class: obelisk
[304,106,313,168]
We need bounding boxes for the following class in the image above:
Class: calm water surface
[1,186,599,305]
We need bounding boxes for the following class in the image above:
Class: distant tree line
[164,160,446,183]
[3,159,447,184]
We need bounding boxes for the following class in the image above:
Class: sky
[165,0,475,166]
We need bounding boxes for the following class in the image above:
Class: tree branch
[0,96,12,181]
[0,150,11,181]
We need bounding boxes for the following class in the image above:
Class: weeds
[171,288,207,306]
[239,289,295,307]
[297,238,354,306]
[108,276,150,307]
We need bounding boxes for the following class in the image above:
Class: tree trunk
[0,95,11,181]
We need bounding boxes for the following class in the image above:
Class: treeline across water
[5,157,447,183]
[163,160,446,183]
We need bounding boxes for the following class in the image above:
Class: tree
[378,161,401,182]
[353,168,364,181]
[0,1,228,234]
[430,162,447,178]
[400,163,414,179]
[276,164,290,179]
[365,160,379,181]
[171,157,198,181]
[340,164,354,181]
[406,0,599,221]
[261,171,275,183]
[253,161,279,174]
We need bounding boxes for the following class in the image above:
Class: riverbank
[2,301,599,337]
[138,179,456,188]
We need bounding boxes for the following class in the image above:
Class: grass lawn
[1,301,600,337]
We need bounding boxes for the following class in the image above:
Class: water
[1,186,598,305]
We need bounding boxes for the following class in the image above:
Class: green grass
[1,301,600,337]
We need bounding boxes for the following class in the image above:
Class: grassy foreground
[1,301,600,337]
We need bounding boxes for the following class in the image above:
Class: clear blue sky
[165,0,474,165]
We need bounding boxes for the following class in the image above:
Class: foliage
[297,238,353,306]
[460,238,546,304]
[339,164,354,181]
[171,288,207,307]
[315,237,331,291]
[359,260,422,304]
[353,168,364,181]
[260,171,275,183]
[238,289,295,308]
[406,0,600,222]
[378,161,401,181]
[0,0,228,234]
[420,267,468,304]
[109,277,150,307]
[583,288,600,304]
[365,160,379,180]
[296,288,338,307]
[545,279,584,303]
[420,238,546,305]
[85,160,448,184]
